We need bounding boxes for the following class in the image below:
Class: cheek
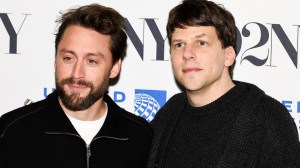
[55,65,70,79]
[55,69,63,82]
[91,68,110,81]
[171,54,180,66]
[171,64,182,79]
[171,59,179,72]
[56,66,64,75]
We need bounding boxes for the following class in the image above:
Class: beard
[55,77,108,111]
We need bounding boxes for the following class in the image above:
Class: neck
[59,97,107,121]
[186,77,235,107]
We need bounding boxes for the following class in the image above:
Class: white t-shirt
[66,103,108,145]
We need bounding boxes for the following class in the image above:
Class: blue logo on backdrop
[281,100,300,130]
[134,89,166,122]
[282,100,300,113]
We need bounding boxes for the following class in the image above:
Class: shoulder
[119,108,153,137]
[167,92,187,104]
[104,94,153,137]
[254,95,300,166]
[159,92,186,112]
[234,80,265,97]
[238,81,293,124]
[150,92,186,128]
[256,94,295,126]
[242,84,299,143]
[0,100,45,138]
[233,81,297,136]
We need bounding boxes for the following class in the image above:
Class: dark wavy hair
[167,0,236,78]
[55,4,127,64]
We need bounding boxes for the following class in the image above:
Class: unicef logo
[134,93,160,122]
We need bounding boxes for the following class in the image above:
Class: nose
[183,44,195,60]
[71,61,85,79]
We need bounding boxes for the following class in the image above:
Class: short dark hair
[166,0,236,78]
[55,4,127,64]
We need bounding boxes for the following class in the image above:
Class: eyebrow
[58,48,103,57]
[58,49,76,55]
[195,33,209,39]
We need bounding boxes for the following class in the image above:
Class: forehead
[57,25,112,57]
[58,25,111,48]
[172,26,218,40]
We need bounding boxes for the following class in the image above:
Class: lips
[182,67,202,73]
[66,84,88,93]
[68,84,87,89]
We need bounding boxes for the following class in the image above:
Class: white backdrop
[1,0,300,137]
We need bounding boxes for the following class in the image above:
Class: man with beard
[0,4,152,168]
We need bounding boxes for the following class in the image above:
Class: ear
[224,46,236,67]
[109,59,122,78]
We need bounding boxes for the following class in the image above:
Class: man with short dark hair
[147,0,300,167]
[0,4,152,168]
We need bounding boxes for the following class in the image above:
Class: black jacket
[0,91,153,168]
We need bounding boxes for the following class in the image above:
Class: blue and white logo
[134,89,166,122]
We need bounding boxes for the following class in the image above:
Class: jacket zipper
[45,132,90,168]
[45,132,129,168]
[87,145,91,168]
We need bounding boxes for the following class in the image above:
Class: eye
[173,42,185,48]
[198,41,207,46]
[62,56,74,63]
[87,59,98,65]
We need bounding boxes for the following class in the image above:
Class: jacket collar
[43,91,129,139]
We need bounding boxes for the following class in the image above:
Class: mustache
[59,77,93,88]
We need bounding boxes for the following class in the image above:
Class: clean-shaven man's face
[170,26,233,94]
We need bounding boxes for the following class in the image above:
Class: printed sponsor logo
[134,89,166,122]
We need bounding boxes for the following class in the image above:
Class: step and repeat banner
[1,0,300,136]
